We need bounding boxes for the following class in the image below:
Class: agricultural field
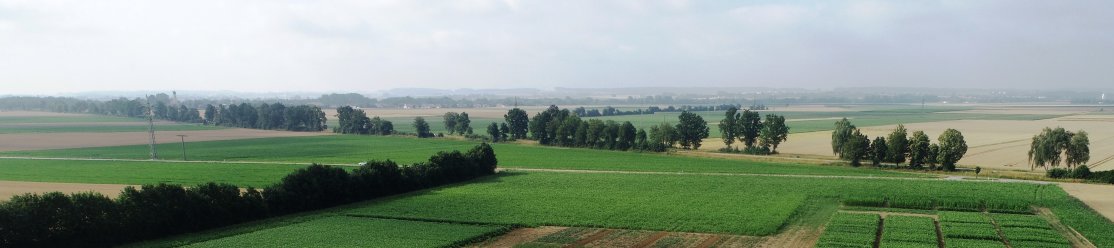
[0,158,307,187]
[179,216,507,248]
[0,135,915,177]
[775,114,1114,171]
[0,112,326,152]
[139,170,1114,247]
[815,210,1084,248]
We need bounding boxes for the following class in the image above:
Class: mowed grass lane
[1,135,913,177]
[0,159,307,187]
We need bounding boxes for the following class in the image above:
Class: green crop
[816,213,879,248]
[881,216,937,246]
[180,216,506,248]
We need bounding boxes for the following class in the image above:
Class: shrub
[264,164,353,215]
[1046,168,1070,179]
[1069,166,1092,179]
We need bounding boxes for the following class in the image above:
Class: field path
[0,180,131,200]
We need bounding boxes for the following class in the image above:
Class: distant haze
[1,0,1112,95]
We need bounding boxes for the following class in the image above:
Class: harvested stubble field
[0,158,308,188]
[775,115,1114,171]
[0,135,913,178]
[0,180,130,200]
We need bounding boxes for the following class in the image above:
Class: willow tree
[1029,127,1090,170]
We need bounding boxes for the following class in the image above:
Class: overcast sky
[1,0,1112,95]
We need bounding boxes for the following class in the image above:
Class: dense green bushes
[0,144,498,247]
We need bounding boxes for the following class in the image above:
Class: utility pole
[176,135,188,161]
[146,96,158,160]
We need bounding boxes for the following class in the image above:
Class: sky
[1,0,1112,95]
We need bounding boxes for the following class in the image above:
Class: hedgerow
[0,143,498,247]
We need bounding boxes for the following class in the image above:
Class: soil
[1058,183,1114,222]
[0,180,131,200]
[468,226,566,248]
[772,117,1114,171]
[0,128,330,152]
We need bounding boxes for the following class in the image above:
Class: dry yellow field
[774,115,1114,171]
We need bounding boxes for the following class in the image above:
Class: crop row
[842,196,1032,214]
[180,216,509,248]
[816,213,880,248]
[937,211,1006,248]
[880,215,938,248]
[990,214,1070,248]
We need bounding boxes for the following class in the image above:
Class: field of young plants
[179,216,506,248]
[816,210,1079,248]
[0,135,913,177]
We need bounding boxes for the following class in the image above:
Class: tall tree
[841,129,870,166]
[618,121,637,151]
[499,123,511,141]
[413,117,433,138]
[1028,127,1072,170]
[204,104,217,125]
[737,109,762,148]
[831,118,855,156]
[443,112,460,135]
[869,137,887,166]
[759,114,790,153]
[457,112,472,135]
[676,111,709,150]
[1066,130,1090,168]
[908,131,931,168]
[487,122,502,142]
[504,108,529,140]
[649,122,679,148]
[886,124,910,165]
[718,107,739,149]
[936,129,967,171]
[926,144,940,170]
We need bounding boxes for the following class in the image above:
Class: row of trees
[521,105,709,151]
[151,101,203,123]
[1028,127,1090,170]
[0,144,498,247]
[442,112,473,135]
[204,103,327,131]
[333,106,394,135]
[832,120,968,170]
[718,107,789,154]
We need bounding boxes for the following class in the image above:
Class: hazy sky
[1,0,1112,95]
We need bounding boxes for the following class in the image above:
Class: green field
[180,216,506,248]
[140,170,1114,247]
[0,159,306,187]
[0,135,913,178]
[345,172,1039,236]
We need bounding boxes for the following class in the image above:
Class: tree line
[333,106,394,135]
[459,105,709,152]
[717,107,789,154]
[0,144,498,247]
[203,103,327,131]
[831,120,967,170]
[0,94,203,123]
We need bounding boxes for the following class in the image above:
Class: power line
[146,95,158,160]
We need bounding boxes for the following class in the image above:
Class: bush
[1069,166,1092,179]
[1046,168,1070,179]
[264,164,353,215]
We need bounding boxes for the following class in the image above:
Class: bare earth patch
[467,226,566,248]
[1058,183,1114,222]
[774,117,1114,171]
[0,111,99,117]
[0,180,130,200]
[0,128,330,152]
